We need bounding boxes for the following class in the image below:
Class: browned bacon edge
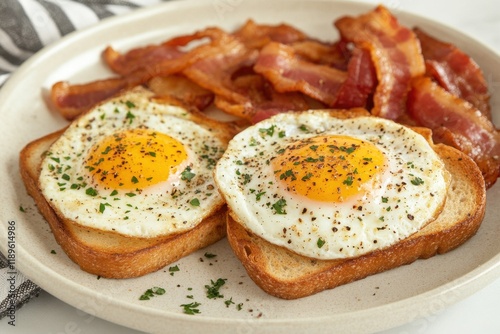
[407,77,500,188]
[414,27,491,120]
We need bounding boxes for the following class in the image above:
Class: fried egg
[215,110,450,259]
[39,87,227,238]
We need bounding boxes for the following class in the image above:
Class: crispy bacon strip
[147,75,213,111]
[335,5,425,119]
[51,28,230,119]
[51,76,137,120]
[181,33,259,118]
[103,44,185,76]
[233,19,308,49]
[407,77,500,188]
[414,27,491,119]
[213,74,312,123]
[333,47,377,109]
[290,40,351,70]
[254,42,347,106]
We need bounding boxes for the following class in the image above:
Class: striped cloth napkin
[0,0,168,319]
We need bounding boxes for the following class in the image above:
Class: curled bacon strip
[51,28,231,118]
[335,5,425,120]
[103,44,185,76]
[333,47,377,109]
[254,42,347,106]
[147,75,213,111]
[407,77,500,188]
[51,76,138,120]
[290,40,351,70]
[214,74,311,123]
[182,32,259,112]
[414,27,491,119]
[233,19,308,49]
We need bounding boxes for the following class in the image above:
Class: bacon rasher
[335,5,425,120]
[333,47,377,109]
[254,42,347,106]
[214,74,311,123]
[51,28,233,119]
[103,44,185,76]
[407,77,500,188]
[147,75,213,111]
[414,28,491,119]
[233,19,309,50]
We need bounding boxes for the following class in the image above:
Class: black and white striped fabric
[0,0,169,86]
[0,0,170,319]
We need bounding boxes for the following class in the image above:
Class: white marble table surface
[1,0,499,333]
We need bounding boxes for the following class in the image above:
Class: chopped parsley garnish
[19,205,26,213]
[317,238,326,248]
[50,250,56,254]
[125,110,135,124]
[125,192,136,197]
[190,198,200,207]
[278,130,286,138]
[407,161,415,169]
[85,187,98,197]
[411,177,424,185]
[205,278,227,299]
[259,124,275,137]
[125,100,136,108]
[101,146,111,154]
[149,151,156,157]
[99,203,110,213]
[279,169,296,181]
[339,146,356,154]
[139,286,166,300]
[343,175,354,186]
[302,173,313,181]
[131,176,139,184]
[181,166,196,181]
[224,297,235,308]
[181,302,201,315]
[310,145,318,151]
[169,265,180,276]
[299,124,309,132]
[363,157,372,162]
[241,173,251,185]
[381,196,388,203]
[110,190,118,196]
[62,173,70,181]
[255,191,266,201]
[272,198,287,215]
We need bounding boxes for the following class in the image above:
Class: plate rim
[1,0,499,333]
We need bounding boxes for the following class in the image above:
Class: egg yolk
[85,129,187,190]
[272,135,385,202]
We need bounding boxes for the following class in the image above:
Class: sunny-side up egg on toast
[215,108,486,299]
[20,86,237,278]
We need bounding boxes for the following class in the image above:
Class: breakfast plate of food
[0,0,499,333]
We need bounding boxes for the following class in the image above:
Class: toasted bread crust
[20,129,227,279]
[226,143,486,299]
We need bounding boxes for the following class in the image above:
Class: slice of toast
[226,142,486,299]
[20,128,228,279]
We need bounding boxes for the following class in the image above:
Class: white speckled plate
[0,1,499,333]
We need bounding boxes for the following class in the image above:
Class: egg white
[215,110,450,259]
[39,87,226,238]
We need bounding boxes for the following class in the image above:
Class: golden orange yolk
[272,135,385,202]
[85,129,187,190]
